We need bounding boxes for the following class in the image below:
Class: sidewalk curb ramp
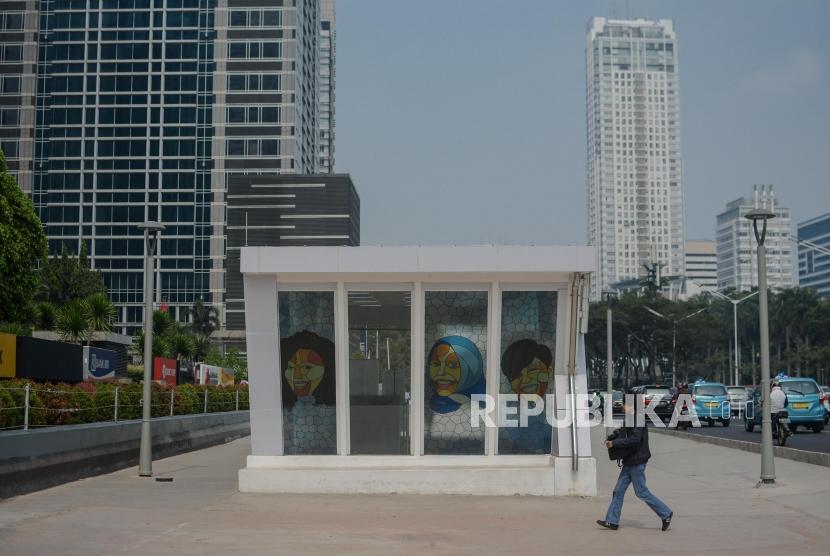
[651,427,830,468]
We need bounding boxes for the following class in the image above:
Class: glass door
[348,291,411,455]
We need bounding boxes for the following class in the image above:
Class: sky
[335,0,830,246]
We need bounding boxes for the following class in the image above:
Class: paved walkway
[1,428,828,555]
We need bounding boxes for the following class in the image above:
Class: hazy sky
[335,0,830,246]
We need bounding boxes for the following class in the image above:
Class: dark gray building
[224,173,359,330]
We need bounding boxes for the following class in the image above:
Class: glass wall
[498,291,557,454]
[348,292,411,454]
[278,291,336,455]
[424,291,488,455]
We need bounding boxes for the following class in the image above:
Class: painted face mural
[427,336,485,414]
[285,348,325,397]
[501,339,553,397]
[280,330,336,408]
[510,357,551,396]
[429,343,462,396]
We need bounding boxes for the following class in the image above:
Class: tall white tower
[586,17,685,298]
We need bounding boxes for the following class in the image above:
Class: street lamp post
[707,289,759,386]
[604,292,615,428]
[643,306,706,387]
[746,207,776,484]
[137,222,165,477]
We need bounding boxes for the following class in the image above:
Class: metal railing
[0,384,248,432]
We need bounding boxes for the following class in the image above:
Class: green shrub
[92,382,117,422]
[0,387,18,428]
[174,383,202,415]
[0,379,249,428]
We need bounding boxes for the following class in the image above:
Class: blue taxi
[779,377,825,433]
[745,376,826,434]
[690,381,731,427]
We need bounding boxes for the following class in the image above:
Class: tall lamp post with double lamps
[137,222,165,477]
[745,207,776,485]
[706,289,758,386]
[643,306,707,387]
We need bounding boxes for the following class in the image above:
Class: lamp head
[744,208,775,245]
[137,221,166,234]
[744,208,775,223]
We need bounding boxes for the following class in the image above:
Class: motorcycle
[773,411,791,447]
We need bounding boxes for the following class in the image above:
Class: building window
[498,291,557,455]
[424,291,488,455]
[228,41,281,60]
[279,291,337,455]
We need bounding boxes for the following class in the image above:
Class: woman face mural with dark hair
[427,335,486,414]
[281,330,336,408]
[501,339,553,397]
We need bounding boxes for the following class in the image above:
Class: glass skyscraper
[9,0,322,334]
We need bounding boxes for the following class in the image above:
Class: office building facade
[12,0,323,334]
[0,1,37,195]
[318,0,334,172]
[797,212,830,298]
[586,17,685,299]
[716,185,793,292]
[224,173,360,331]
[684,240,717,293]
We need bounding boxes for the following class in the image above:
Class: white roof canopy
[240,245,595,283]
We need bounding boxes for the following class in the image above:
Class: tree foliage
[37,242,107,305]
[587,287,830,390]
[0,151,48,323]
[182,298,220,335]
[86,293,116,333]
[56,299,93,344]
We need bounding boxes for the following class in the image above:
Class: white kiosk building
[239,245,597,496]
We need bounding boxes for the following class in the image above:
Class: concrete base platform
[239,455,596,496]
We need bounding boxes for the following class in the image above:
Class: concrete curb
[651,427,830,468]
[0,411,250,498]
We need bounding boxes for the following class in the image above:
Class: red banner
[153,357,177,386]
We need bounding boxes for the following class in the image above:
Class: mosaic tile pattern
[498,291,558,455]
[424,291,488,455]
[278,292,337,455]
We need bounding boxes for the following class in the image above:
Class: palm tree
[192,333,212,361]
[183,298,220,335]
[56,299,91,343]
[86,293,116,332]
[152,310,175,338]
[169,332,195,360]
[133,329,172,359]
[35,302,57,330]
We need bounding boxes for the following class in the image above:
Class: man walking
[597,397,673,531]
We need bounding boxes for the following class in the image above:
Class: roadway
[658,415,830,455]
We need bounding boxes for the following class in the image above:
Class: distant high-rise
[716,185,793,292]
[797,212,830,298]
[685,240,717,292]
[586,17,685,299]
[319,0,335,172]
[0,2,36,195]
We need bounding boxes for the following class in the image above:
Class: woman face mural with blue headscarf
[427,336,485,413]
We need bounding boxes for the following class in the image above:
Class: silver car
[727,386,751,416]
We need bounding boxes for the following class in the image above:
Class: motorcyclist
[769,380,788,435]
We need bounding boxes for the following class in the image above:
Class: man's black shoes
[661,512,673,531]
[596,520,619,530]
